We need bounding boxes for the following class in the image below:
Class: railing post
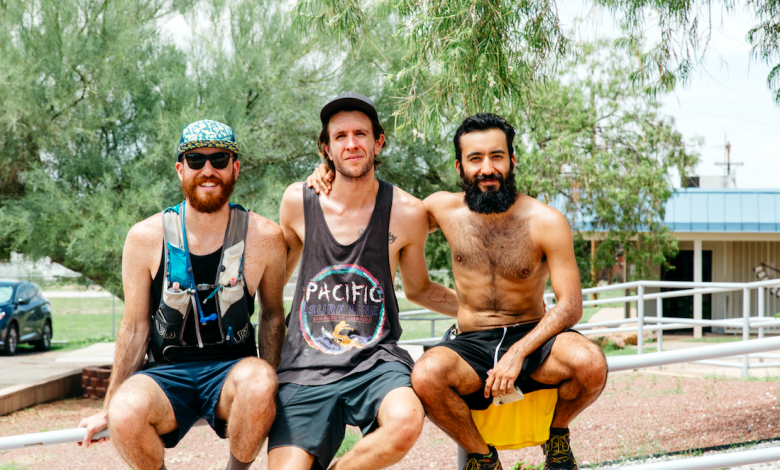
[637,284,644,355]
[743,287,751,379]
[430,320,435,338]
[457,446,468,468]
[759,286,765,363]
[758,286,765,340]
[657,296,663,369]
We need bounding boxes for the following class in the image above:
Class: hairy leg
[529,332,608,428]
[332,386,424,470]
[411,348,487,455]
[215,357,278,463]
[108,374,177,470]
[267,446,316,470]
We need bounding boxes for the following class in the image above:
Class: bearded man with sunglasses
[77,120,287,470]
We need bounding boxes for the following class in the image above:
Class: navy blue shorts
[135,358,246,448]
[268,361,412,470]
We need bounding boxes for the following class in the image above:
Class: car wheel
[35,321,52,351]
[3,324,18,356]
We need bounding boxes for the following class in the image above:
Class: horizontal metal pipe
[620,445,780,470]
[0,428,110,451]
[545,279,780,304]
[607,336,780,372]
[0,420,207,451]
[693,360,743,368]
[398,309,435,317]
[579,323,692,336]
[397,337,440,345]
[574,318,639,330]
[746,362,780,369]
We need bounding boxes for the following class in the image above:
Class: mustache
[194,175,224,186]
[473,173,503,184]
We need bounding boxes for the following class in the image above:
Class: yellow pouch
[470,389,558,450]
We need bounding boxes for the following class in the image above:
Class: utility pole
[714,136,743,187]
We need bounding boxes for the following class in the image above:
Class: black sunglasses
[181,152,234,170]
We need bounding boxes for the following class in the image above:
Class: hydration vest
[150,201,252,361]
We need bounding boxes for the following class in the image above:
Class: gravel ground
[2,372,780,469]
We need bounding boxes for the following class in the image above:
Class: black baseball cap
[320,92,379,126]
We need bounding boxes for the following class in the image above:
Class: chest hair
[451,213,542,281]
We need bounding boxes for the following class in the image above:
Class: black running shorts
[433,322,579,410]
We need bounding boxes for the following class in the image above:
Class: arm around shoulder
[396,194,459,316]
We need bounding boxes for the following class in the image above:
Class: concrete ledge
[0,368,85,416]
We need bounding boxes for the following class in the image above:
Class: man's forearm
[407,281,459,317]
[101,325,149,411]
[258,310,285,369]
[509,298,580,358]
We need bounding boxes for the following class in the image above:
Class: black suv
[0,281,53,355]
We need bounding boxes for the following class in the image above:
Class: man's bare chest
[443,213,543,280]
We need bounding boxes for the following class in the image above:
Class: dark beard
[181,173,235,214]
[459,170,518,214]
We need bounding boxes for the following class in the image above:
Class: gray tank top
[276,179,414,385]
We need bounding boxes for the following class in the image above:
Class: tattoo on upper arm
[427,287,448,303]
[357,228,397,244]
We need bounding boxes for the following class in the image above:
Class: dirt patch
[1,373,779,469]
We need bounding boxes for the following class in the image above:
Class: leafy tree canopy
[0,0,697,298]
[293,0,780,134]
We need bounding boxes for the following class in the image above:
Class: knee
[573,343,608,390]
[107,390,151,437]
[411,354,448,397]
[383,402,424,453]
[232,358,278,404]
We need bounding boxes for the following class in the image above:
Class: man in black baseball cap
[315,92,387,175]
[268,95,460,470]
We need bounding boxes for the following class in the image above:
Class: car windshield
[0,286,13,304]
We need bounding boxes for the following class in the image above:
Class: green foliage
[291,0,780,131]
[0,0,696,296]
[0,0,329,297]
[334,427,362,458]
[512,41,698,280]
[748,0,780,102]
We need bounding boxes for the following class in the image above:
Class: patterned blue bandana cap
[177,119,240,159]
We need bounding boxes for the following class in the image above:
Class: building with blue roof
[582,187,780,335]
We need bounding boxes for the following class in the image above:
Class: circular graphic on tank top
[299,264,386,354]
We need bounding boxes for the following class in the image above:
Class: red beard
[181,172,236,214]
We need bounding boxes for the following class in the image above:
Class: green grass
[580,306,601,323]
[48,297,125,315]
[0,463,28,470]
[681,336,742,343]
[510,461,543,470]
[334,428,362,458]
[586,287,630,308]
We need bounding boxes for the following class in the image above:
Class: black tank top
[276,180,414,385]
[147,247,257,367]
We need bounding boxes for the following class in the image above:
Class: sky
[559,2,780,189]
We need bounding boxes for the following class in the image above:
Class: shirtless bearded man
[411,113,608,470]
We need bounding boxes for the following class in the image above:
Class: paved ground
[0,344,114,391]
